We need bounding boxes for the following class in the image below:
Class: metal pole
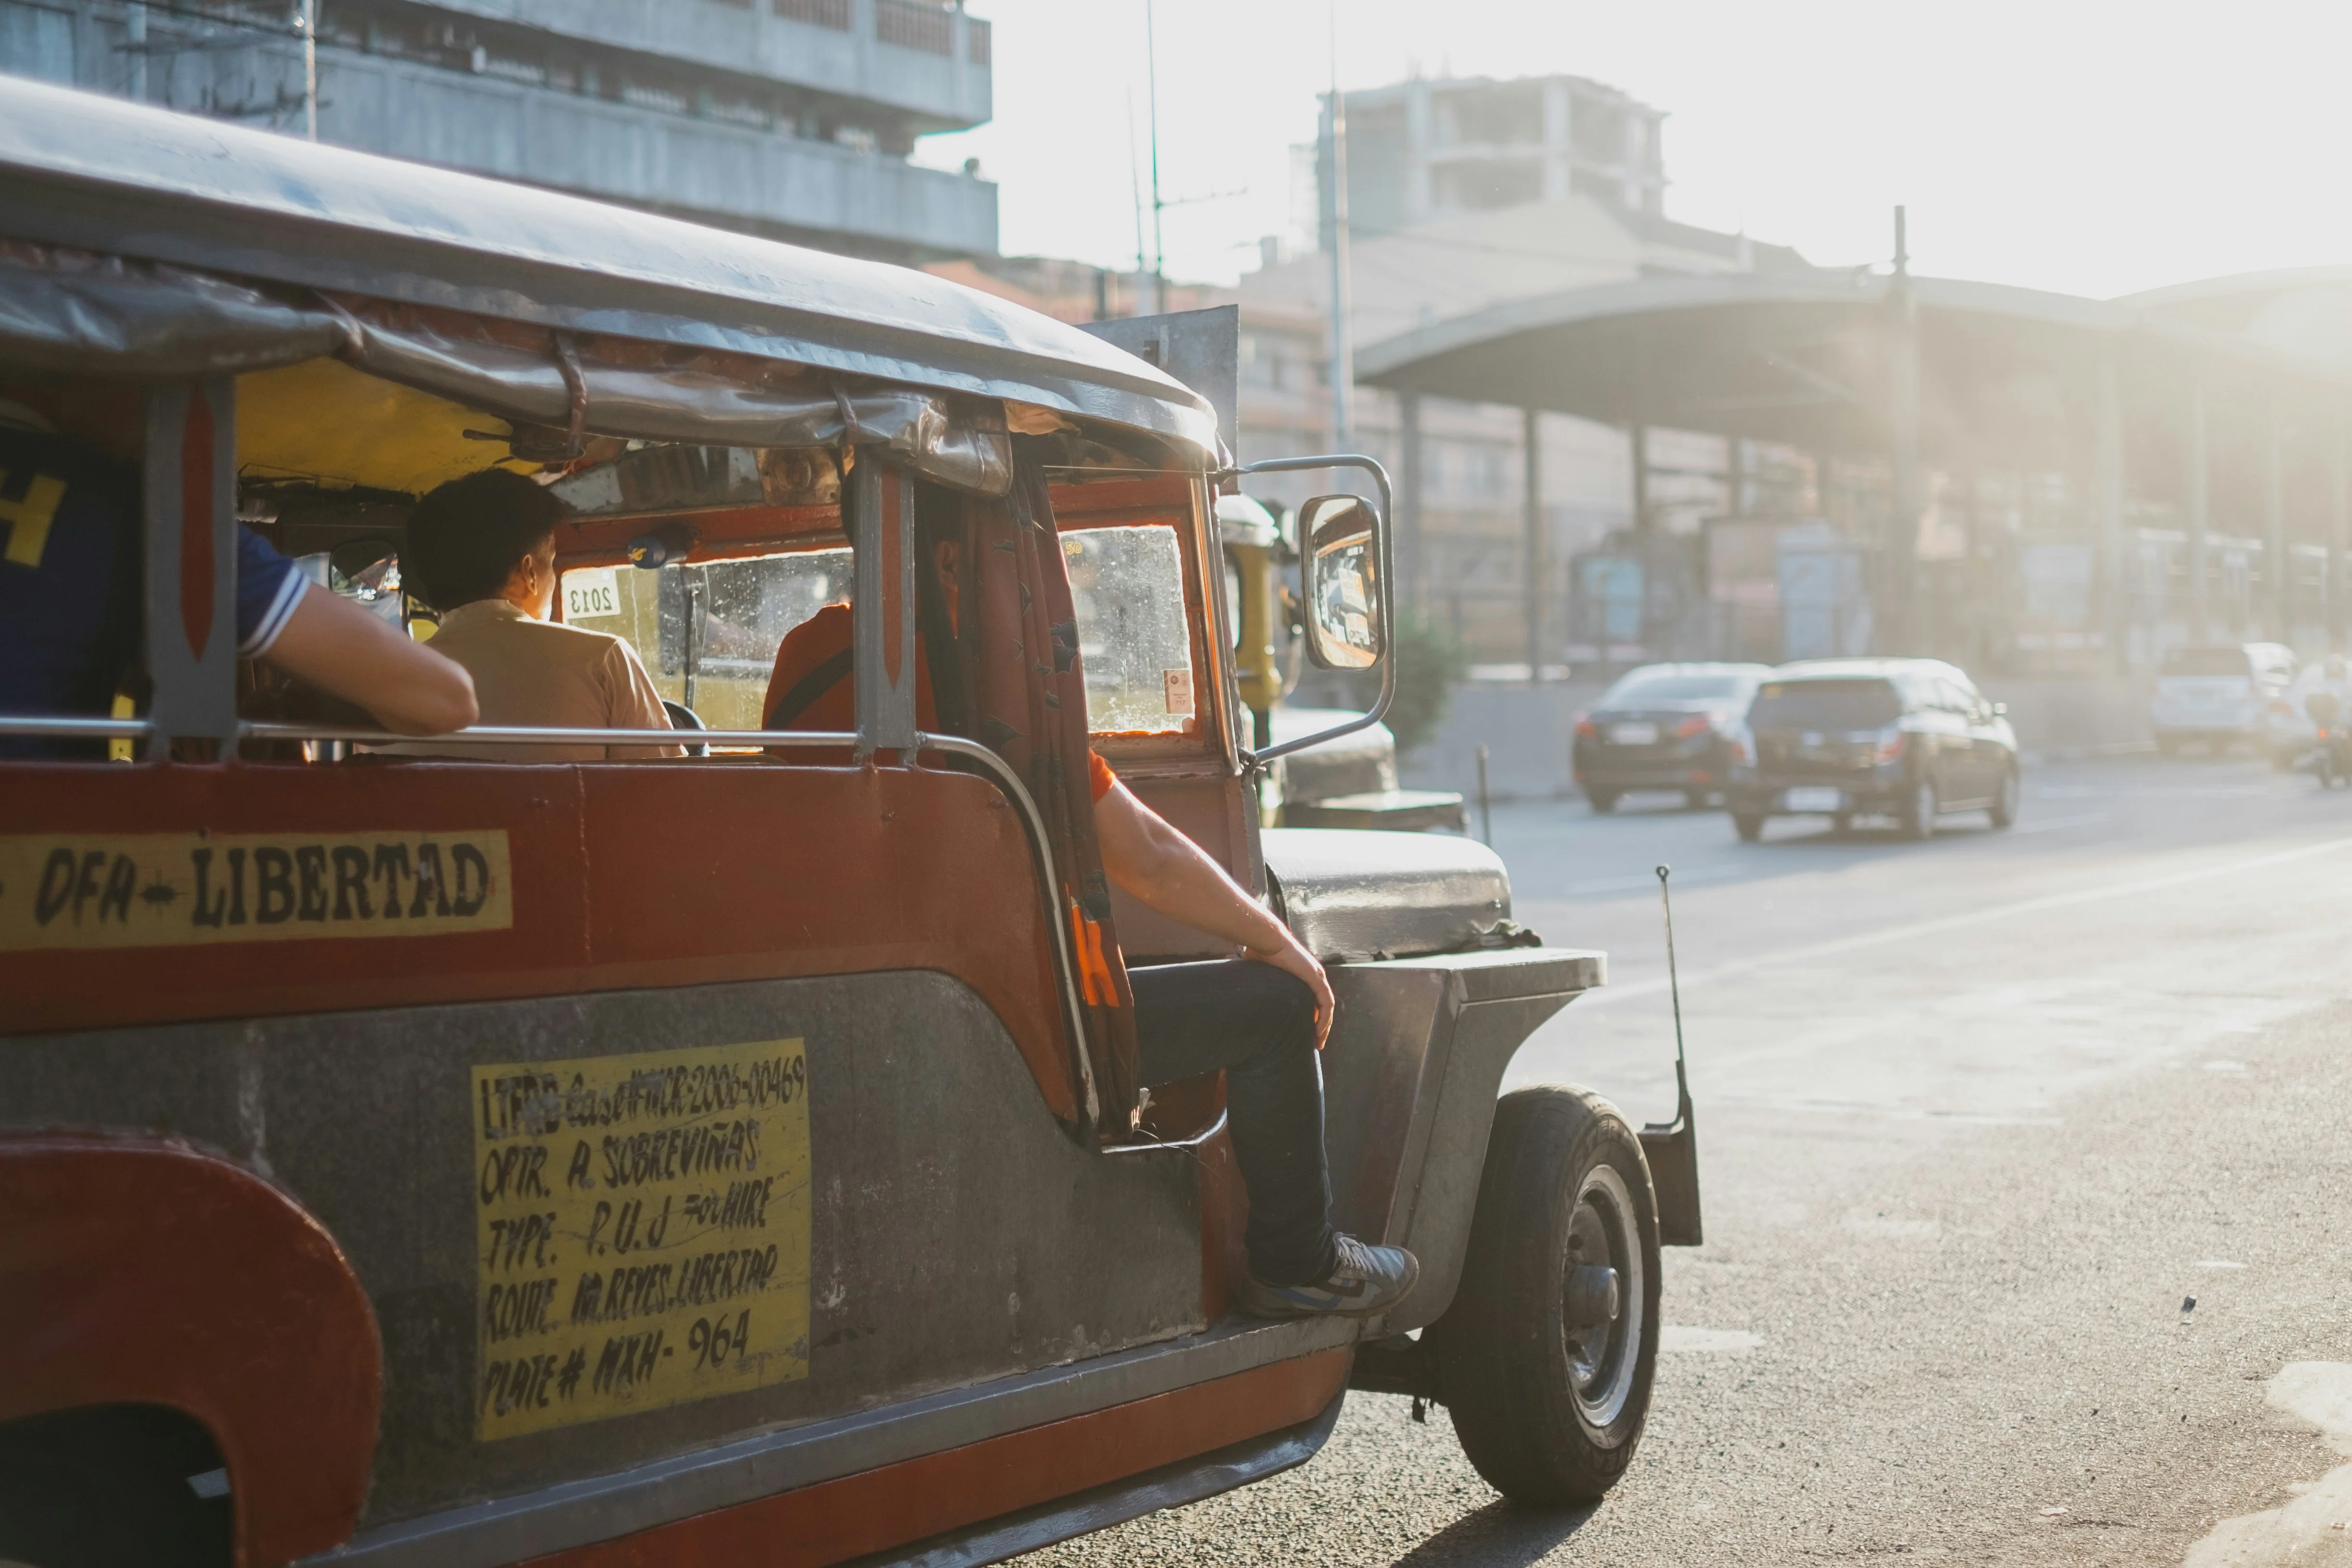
[2266,397,2289,641]
[2334,417,2349,652]
[1475,743,1492,844]
[1399,391,1424,611]
[126,3,147,99]
[2188,379,2210,640]
[1324,6,1354,451]
[302,0,319,140]
[2097,357,2127,672]
[1124,88,1147,314]
[1886,205,1921,654]
[1630,422,1649,531]
[1143,0,1165,313]
[1524,405,1545,682]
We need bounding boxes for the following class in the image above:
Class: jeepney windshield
[560,550,852,731]
[1061,526,1196,736]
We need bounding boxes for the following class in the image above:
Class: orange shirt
[761,603,935,732]
[764,604,1117,799]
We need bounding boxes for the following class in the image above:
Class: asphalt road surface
[1020,753,2352,1568]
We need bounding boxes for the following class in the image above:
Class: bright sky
[918,0,2352,302]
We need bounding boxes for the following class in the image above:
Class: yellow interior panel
[236,357,517,497]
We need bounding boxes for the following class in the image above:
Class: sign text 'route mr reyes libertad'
[472,1039,813,1439]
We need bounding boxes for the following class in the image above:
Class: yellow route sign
[472,1038,812,1439]
[0,830,511,951]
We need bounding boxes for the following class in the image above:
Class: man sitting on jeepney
[0,396,478,755]
[391,469,681,762]
[759,516,1417,1322]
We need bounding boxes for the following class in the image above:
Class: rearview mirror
[1298,493,1384,671]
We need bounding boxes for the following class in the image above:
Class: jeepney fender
[0,1131,381,1568]
[1318,948,1606,1336]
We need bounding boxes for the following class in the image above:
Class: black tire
[1434,1088,1662,1506]
[1732,812,1764,843]
[1587,789,1619,814]
[1898,772,1938,841]
[0,1405,232,1568]
[1988,764,2019,829]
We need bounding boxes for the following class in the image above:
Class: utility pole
[1325,5,1354,451]
[300,0,320,140]
[1886,205,1921,653]
[1125,86,1148,315]
[1143,0,1166,314]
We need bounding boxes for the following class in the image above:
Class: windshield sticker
[0,831,512,951]
[472,1038,812,1439]
[561,567,621,620]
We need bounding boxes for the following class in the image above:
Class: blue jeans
[1131,959,1339,1287]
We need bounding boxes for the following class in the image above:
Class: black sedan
[1724,658,2020,842]
[1572,662,1776,811]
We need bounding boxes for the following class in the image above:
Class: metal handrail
[0,715,157,738]
[2,714,1104,1138]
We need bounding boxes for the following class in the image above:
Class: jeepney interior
[3,336,1257,1136]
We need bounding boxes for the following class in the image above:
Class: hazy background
[919,0,2352,296]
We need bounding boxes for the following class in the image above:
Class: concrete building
[1218,69,1808,670]
[1318,72,1667,245]
[0,0,996,259]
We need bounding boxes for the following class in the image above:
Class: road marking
[2185,1363,2352,1568]
[2010,812,2110,835]
[2196,1260,2248,1269]
[1580,831,2352,1007]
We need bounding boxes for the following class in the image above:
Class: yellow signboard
[472,1038,813,1439]
[0,830,512,952]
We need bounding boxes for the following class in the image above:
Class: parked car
[1572,662,1776,811]
[2152,642,2296,757]
[1725,659,2020,842]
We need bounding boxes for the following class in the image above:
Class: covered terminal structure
[1356,264,2352,675]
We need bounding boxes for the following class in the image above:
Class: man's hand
[1094,776,1335,1046]
[1241,928,1335,1049]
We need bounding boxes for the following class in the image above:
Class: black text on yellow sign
[0,831,513,952]
[472,1039,813,1439]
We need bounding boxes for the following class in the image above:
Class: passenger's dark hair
[402,468,567,611]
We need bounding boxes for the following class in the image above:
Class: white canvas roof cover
[0,76,1219,460]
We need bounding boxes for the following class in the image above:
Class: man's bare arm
[1093,779,1335,1046]
[263,586,479,736]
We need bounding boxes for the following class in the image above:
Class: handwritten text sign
[472,1038,812,1439]
[0,831,512,952]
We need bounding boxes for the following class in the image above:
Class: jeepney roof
[0,77,1218,459]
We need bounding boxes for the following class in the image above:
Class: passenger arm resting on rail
[1090,765,1335,1047]
[264,585,479,736]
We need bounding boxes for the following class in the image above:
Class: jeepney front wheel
[1434,1087,1661,1505]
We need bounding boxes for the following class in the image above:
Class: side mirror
[1298,493,1384,671]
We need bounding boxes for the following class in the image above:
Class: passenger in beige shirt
[389,468,680,762]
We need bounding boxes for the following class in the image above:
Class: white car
[2152,642,2297,757]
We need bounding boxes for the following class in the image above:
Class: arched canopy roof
[0,77,1217,457]
[1357,270,2352,470]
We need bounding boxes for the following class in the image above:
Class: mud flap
[1639,1087,1703,1247]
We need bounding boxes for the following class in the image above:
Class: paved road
[1023,754,2352,1567]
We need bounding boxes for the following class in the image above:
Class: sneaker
[1236,1234,1421,1320]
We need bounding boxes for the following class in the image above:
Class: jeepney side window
[558,549,852,731]
[1061,526,1196,736]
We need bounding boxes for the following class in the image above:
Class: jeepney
[0,78,1693,1568]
